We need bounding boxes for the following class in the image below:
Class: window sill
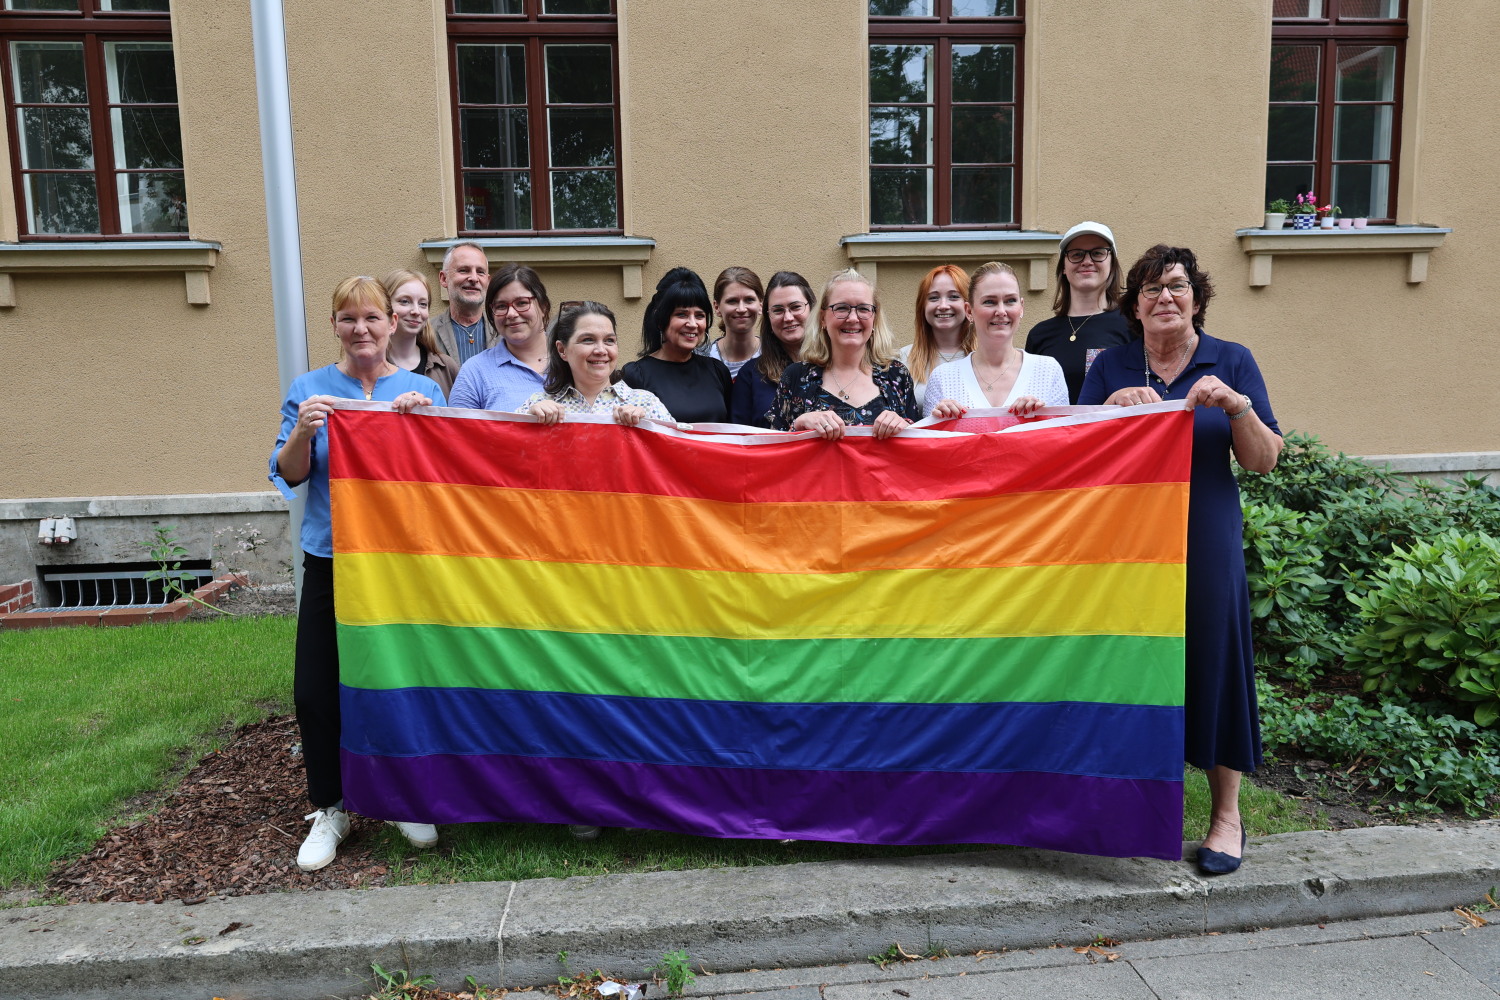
[1234,226,1451,286]
[419,236,656,299]
[0,240,221,307]
[841,231,1062,290]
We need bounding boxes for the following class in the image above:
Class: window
[447,0,620,234]
[1,0,186,238]
[1267,0,1405,222]
[868,1,1022,230]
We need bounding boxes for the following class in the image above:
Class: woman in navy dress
[1079,245,1283,876]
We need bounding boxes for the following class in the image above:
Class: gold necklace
[1066,312,1093,343]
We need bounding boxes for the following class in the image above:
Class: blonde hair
[908,264,976,384]
[969,260,1019,293]
[801,269,898,369]
[381,269,439,354]
[330,276,393,360]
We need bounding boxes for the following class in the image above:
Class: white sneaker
[297,807,350,871]
[390,821,438,848]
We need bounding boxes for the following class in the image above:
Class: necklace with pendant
[827,368,862,400]
[1066,313,1093,343]
[1144,334,1196,388]
[974,349,1017,395]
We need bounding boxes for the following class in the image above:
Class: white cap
[1059,221,1117,256]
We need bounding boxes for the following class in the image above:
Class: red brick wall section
[0,580,35,614]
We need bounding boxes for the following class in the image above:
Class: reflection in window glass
[869,45,930,103]
[545,45,612,104]
[551,169,616,229]
[869,107,929,165]
[869,0,932,15]
[549,108,614,167]
[1332,163,1388,219]
[117,171,187,233]
[952,0,1016,16]
[452,0,524,13]
[1339,0,1400,19]
[457,45,526,106]
[18,108,93,169]
[1269,45,1319,103]
[24,174,100,234]
[105,42,178,105]
[113,107,182,169]
[1272,0,1323,17]
[1334,104,1392,161]
[1267,105,1317,162]
[1335,45,1396,101]
[12,41,88,104]
[952,167,1012,225]
[462,108,530,168]
[1265,164,1315,208]
[464,171,532,231]
[952,106,1011,164]
[871,167,930,226]
[952,44,1012,103]
[100,0,173,11]
[543,0,610,13]
[4,0,79,10]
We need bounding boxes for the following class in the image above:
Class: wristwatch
[1228,394,1253,421]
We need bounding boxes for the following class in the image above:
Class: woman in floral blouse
[519,301,673,426]
[771,269,919,439]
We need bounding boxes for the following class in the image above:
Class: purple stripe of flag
[343,752,1184,860]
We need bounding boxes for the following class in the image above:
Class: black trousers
[293,553,341,808]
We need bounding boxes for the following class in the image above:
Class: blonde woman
[771,269,918,440]
[925,261,1068,418]
[382,269,459,397]
[897,264,976,403]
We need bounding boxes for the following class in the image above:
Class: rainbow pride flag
[330,404,1192,859]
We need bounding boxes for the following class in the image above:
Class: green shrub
[1346,531,1500,726]
[1241,502,1336,681]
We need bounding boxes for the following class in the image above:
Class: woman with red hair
[897,264,975,404]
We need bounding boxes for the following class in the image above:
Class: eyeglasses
[826,303,876,318]
[493,295,534,315]
[1140,280,1192,300]
[1064,248,1111,264]
[769,301,809,317]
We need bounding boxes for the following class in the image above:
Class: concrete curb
[3,822,1497,1000]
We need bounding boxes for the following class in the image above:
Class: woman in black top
[621,267,732,423]
[1023,220,1135,403]
[771,268,918,440]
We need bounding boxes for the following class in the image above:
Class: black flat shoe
[1195,829,1247,875]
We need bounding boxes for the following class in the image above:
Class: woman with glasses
[621,267,732,423]
[1080,245,1283,877]
[447,263,551,412]
[770,268,919,440]
[730,271,814,427]
[898,264,976,404]
[1024,221,1134,403]
[922,261,1068,417]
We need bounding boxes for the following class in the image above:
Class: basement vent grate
[34,562,214,610]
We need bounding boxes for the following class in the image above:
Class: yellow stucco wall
[0,0,1492,503]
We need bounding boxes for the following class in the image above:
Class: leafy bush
[1260,682,1500,817]
[1347,531,1500,726]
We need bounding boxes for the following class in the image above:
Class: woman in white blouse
[520,301,672,426]
[923,261,1068,418]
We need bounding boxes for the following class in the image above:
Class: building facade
[0,0,1493,601]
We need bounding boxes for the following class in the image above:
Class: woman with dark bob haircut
[1080,245,1283,877]
[621,267,732,423]
[448,262,551,412]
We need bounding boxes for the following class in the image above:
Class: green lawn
[0,616,295,888]
[1,615,1326,892]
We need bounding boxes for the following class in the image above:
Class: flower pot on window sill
[1264,212,1287,230]
[1337,217,1353,229]
[1319,216,1336,229]
[1292,214,1316,230]
[1353,218,1368,228]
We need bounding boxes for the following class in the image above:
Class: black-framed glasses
[1064,247,1111,264]
[1141,280,1192,299]
[826,303,875,318]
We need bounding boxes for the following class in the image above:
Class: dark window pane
[1267,105,1317,161]
[543,0,611,12]
[1336,45,1396,101]
[5,0,79,9]
[100,0,173,10]
[113,107,182,168]
[546,45,612,104]
[463,171,532,230]
[19,108,93,169]
[869,1,932,14]
[457,45,526,105]
[1339,0,1400,18]
[952,166,1011,224]
[952,105,1012,163]
[453,0,523,12]
[549,108,615,167]
[117,171,188,232]
[870,106,929,165]
[1265,164,1315,207]
[11,42,87,104]
[951,44,1013,103]
[1332,162,1390,218]
[551,169,617,229]
[24,173,99,234]
[870,167,930,225]
[1272,1,1323,16]
[952,0,1016,15]
[461,108,529,168]
[107,43,178,104]
[1334,103,1393,160]
[869,45,930,103]
[1269,45,1319,102]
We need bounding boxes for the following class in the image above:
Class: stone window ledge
[841,231,1062,290]
[1235,226,1451,286]
[420,236,656,300]
[0,240,221,307]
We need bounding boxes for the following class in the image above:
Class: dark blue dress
[1079,332,1280,773]
[730,360,778,428]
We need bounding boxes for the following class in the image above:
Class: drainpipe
[250,0,308,603]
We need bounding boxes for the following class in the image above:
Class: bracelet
[1228,394,1253,421]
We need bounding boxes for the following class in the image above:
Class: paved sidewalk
[3,822,1498,1000]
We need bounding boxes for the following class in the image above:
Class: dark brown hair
[1119,245,1215,339]
[1051,241,1122,316]
[484,262,552,332]
[754,270,814,385]
[712,266,764,332]
[543,300,619,395]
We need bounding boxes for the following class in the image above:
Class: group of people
[269,222,1283,879]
